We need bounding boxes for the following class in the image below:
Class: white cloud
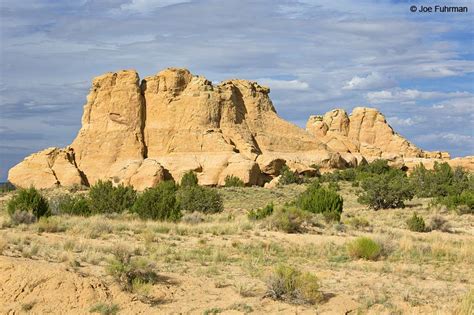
[415,133,474,147]
[343,72,396,90]
[118,0,191,14]
[366,89,471,104]
[256,78,309,91]
[387,116,426,127]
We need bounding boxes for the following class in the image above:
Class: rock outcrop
[8,68,468,190]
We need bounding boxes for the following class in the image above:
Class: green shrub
[180,171,199,187]
[406,212,426,232]
[248,203,274,220]
[177,186,223,214]
[327,181,340,191]
[132,181,181,221]
[347,237,381,260]
[88,180,136,214]
[295,183,343,222]
[357,159,391,175]
[57,195,91,216]
[266,264,323,304]
[358,169,414,210]
[411,162,471,198]
[0,182,15,194]
[279,165,302,185]
[434,190,474,213]
[224,175,245,187]
[265,206,311,233]
[7,187,50,221]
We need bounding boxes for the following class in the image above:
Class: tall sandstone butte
[8,68,472,190]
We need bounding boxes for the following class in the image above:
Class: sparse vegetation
[247,203,274,220]
[7,187,50,222]
[265,206,311,233]
[279,165,302,185]
[224,175,245,187]
[347,237,382,260]
[266,264,323,304]
[90,303,120,315]
[406,212,426,232]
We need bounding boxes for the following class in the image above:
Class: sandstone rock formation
[8,67,468,190]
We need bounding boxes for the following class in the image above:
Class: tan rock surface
[7,68,470,190]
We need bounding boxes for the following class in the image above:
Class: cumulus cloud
[387,116,426,127]
[343,72,396,90]
[366,89,471,104]
[0,0,473,178]
[117,0,191,14]
[256,78,309,91]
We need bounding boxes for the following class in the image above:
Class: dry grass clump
[266,264,323,305]
[347,237,382,261]
[454,289,474,315]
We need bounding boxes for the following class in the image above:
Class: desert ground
[0,182,472,315]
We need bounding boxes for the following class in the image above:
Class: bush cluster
[132,181,181,221]
[266,264,323,305]
[406,212,426,232]
[88,180,137,214]
[357,169,414,210]
[279,165,302,185]
[248,203,274,220]
[411,162,474,212]
[180,170,199,188]
[295,182,343,222]
[7,187,50,222]
[224,175,245,187]
[177,185,223,214]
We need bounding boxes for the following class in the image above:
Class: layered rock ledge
[8,68,473,189]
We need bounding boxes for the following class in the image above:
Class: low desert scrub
[132,181,181,221]
[180,170,199,187]
[55,194,91,216]
[177,185,224,214]
[279,165,302,185]
[266,264,323,305]
[295,182,343,222]
[454,289,474,315]
[37,216,67,233]
[345,216,370,230]
[347,237,382,261]
[358,169,414,209]
[106,245,158,292]
[428,215,451,232]
[406,212,426,232]
[180,211,206,224]
[89,302,120,315]
[247,203,274,220]
[0,237,8,254]
[264,206,312,233]
[224,175,245,187]
[7,187,50,222]
[88,180,136,214]
[9,211,37,225]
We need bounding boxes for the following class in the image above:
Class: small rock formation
[8,68,470,190]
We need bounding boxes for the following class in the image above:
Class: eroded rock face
[8,68,467,190]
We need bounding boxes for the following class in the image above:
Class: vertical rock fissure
[140,80,148,159]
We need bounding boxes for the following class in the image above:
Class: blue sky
[0,0,473,181]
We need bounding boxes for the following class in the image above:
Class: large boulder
[8,147,83,189]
